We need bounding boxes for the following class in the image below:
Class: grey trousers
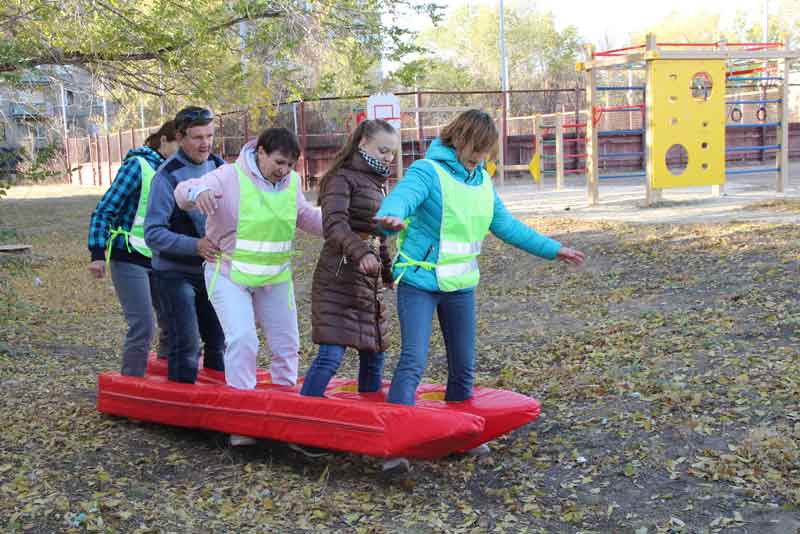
[110,260,170,376]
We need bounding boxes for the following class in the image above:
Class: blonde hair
[439,109,498,158]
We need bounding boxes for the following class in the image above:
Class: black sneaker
[381,457,411,475]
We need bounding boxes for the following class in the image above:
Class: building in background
[0,66,115,156]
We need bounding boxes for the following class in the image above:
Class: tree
[728,0,800,45]
[0,0,441,110]
[629,9,723,44]
[386,1,584,110]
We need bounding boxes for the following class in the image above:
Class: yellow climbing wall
[647,59,726,188]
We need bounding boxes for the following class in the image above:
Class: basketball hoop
[366,93,402,132]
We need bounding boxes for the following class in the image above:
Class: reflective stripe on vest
[129,156,156,258]
[235,239,293,254]
[439,240,482,255]
[230,164,298,287]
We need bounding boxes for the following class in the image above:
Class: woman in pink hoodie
[174,128,323,446]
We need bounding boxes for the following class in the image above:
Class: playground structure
[577,34,800,206]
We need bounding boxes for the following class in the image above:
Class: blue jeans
[110,260,170,376]
[154,270,225,383]
[387,283,476,406]
[300,344,385,397]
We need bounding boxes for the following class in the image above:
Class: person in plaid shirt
[87,120,178,376]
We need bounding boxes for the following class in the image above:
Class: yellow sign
[647,59,725,188]
[486,159,497,177]
[529,151,541,183]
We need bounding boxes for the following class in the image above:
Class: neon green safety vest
[396,160,494,292]
[229,163,298,287]
[128,157,155,257]
[106,156,155,266]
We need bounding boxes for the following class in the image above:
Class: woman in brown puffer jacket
[300,119,400,397]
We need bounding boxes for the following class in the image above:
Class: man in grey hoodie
[144,106,226,383]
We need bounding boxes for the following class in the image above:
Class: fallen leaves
[2,192,800,531]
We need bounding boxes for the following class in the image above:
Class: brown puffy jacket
[310,154,393,353]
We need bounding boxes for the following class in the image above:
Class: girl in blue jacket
[375,110,585,474]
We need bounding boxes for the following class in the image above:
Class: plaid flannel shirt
[87,146,164,261]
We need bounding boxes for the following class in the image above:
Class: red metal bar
[725,42,782,48]
[564,153,587,158]
[594,41,781,58]
[657,42,781,48]
[593,44,646,57]
[565,168,587,174]
[562,122,586,129]
[727,67,767,77]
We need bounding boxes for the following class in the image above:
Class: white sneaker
[466,443,491,457]
[229,434,257,446]
[381,457,411,475]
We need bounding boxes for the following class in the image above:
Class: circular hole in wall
[666,144,689,176]
[691,72,713,101]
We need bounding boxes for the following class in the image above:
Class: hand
[196,236,221,262]
[556,246,586,266]
[358,253,381,276]
[88,260,106,279]
[196,190,223,215]
[373,216,406,231]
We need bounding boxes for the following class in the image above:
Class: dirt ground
[1,169,799,533]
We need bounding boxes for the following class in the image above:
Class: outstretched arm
[489,189,562,259]
[374,162,434,234]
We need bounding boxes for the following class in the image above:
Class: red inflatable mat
[96,356,540,459]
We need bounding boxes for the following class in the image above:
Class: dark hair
[144,120,177,150]
[174,106,214,134]
[440,109,498,158]
[318,119,397,204]
[255,127,301,160]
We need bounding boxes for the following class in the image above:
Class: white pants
[204,265,299,389]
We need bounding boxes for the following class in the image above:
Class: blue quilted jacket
[376,139,562,292]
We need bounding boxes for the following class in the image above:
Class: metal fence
[64,86,800,189]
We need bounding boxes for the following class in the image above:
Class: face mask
[359,148,391,177]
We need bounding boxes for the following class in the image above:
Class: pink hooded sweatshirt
[174,139,323,277]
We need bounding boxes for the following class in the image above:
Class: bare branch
[2,7,286,70]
